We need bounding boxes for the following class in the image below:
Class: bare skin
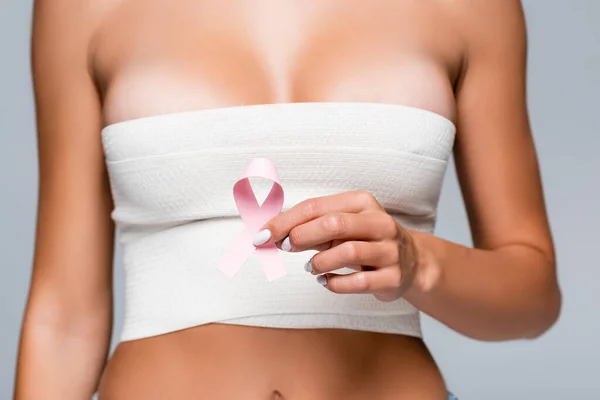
[16,0,560,399]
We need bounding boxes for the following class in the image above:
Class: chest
[91,0,464,126]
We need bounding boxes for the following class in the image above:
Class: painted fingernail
[316,275,328,286]
[281,236,292,252]
[253,229,271,246]
[304,260,313,273]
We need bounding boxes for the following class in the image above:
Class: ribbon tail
[217,229,256,279]
[256,245,287,282]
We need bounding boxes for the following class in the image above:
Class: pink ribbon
[217,157,286,281]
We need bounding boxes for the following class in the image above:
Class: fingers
[306,241,399,275]
[283,212,397,252]
[317,267,403,300]
[255,191,383,246]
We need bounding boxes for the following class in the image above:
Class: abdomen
[98,323,448,400]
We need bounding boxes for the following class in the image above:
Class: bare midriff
[89,0,464,398]
[98,324,448,399]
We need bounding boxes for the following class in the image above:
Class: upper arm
[451,0,554,262]
[27,0,113,329]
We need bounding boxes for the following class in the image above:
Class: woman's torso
[93,1,463,398]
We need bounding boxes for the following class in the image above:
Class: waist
[118,218,423,341]
[100,324,448,400]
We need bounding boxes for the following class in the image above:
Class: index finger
[252,190,381,247]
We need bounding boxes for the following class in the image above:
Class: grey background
[1,1,598,399]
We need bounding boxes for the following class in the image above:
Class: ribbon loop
[217,158,286,281]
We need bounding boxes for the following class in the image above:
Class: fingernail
[281,236,292,252]
[316,275,328,286]
[304,260,313,273]
[253,229,271,246]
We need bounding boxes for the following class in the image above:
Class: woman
[15,0,561,399]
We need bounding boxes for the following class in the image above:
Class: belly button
[273,390,284,399]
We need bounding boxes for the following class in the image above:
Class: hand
[253,190,420,302]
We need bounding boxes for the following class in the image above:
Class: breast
[101,102,455,342]
[92,0,460,127]
[102,102,455,243]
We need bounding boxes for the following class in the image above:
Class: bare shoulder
[32,0,100,48]
[437,0,526,58]
[31,0,104,166]
[32,0,115,81]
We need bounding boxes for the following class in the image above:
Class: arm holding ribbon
[255,2,561,342]
[255,187,560,342]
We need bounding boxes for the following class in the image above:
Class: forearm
[404,231,561,341]
[15,305,112,399]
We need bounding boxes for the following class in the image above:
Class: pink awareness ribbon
[217,157,287,282]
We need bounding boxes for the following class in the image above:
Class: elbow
[468,272,563,342]
[522,284,562,340]
[513,249,562,340]
[466,288,562,342]
[523,256,562,339]
[22,289,113,342]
